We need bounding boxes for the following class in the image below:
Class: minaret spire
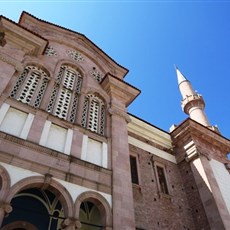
[175,67,211,127]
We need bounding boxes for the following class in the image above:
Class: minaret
[176,67,211,127]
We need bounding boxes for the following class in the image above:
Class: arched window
[1,188,64,230]
[10,66,49,108]
[79,201,104,230]
[81,94,105,135]
[47,65,82,123]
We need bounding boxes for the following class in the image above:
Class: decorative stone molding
[184,140,199,162]
[0,32,6,47]
[184,140,211,162]
[182,93,205,115]
[0,51,23,72]
[67,50,84,62]
[108,107,131,123]
[62,218,81,229]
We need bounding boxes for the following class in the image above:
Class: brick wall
[130,144,200,230]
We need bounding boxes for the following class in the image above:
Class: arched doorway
[2,188,65,230]
[79,201,104,230]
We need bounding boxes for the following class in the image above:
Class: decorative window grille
[67,50,84,62]
[81,94,106,135]
[10,66,49,108]
[47,65,82,123]
[44,46,57,56]
[90,68,102,83]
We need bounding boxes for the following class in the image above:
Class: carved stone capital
[0,202,13,214]
[62,218,81,229]
[105,227,113,230]
[41,173,53,190]
[108,107,131,123]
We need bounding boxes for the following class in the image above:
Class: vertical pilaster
[184,138,230,229]
[190,156,226,229]
[101,74,140,230]
[109,107,135,230]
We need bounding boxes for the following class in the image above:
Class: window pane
[156,166,169,194]
[130,156,139,184]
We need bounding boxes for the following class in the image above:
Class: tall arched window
[47,65,82,123]
[81,94,105,135]
[10,66,49,108]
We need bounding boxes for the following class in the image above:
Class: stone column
[0,202,12,227]
[185,142,230,229]
[101,74,140,230]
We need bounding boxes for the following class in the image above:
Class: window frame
[154,161,170,195]
[81,93,106,135]
[129,154,140,185]
[47,64,82,123]
[10,65,49,108]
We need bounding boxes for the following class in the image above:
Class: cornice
[0,16,47,56]
[19,11,129,79]
[108,107,131,123]
[171,118,230,154]
[128,114,172,149]
[101,73,140,107]
[0,131,112,175]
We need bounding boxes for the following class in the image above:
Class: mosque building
[0,12,230,230]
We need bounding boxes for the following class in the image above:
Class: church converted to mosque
[0,12,230,230]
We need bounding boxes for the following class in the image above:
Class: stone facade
[0,12,229,230]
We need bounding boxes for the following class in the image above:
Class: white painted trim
[55,178,112,207]
[128,136,176,164]
[81,135,88,161]
[0,103,10,125]
[0,162,112,208]
[0,162,41,187]
[39,120,51,146]
[20,113,34,139]
[102,142,108,168]
[64,129,73,155]
[128,115,172,149]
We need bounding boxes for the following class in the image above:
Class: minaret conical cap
[175,66,188,85]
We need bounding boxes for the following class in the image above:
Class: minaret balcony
[181,94,205,114]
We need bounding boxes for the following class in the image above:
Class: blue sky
[1,1,230,138]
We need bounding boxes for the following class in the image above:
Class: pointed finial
[175,66,187,85]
